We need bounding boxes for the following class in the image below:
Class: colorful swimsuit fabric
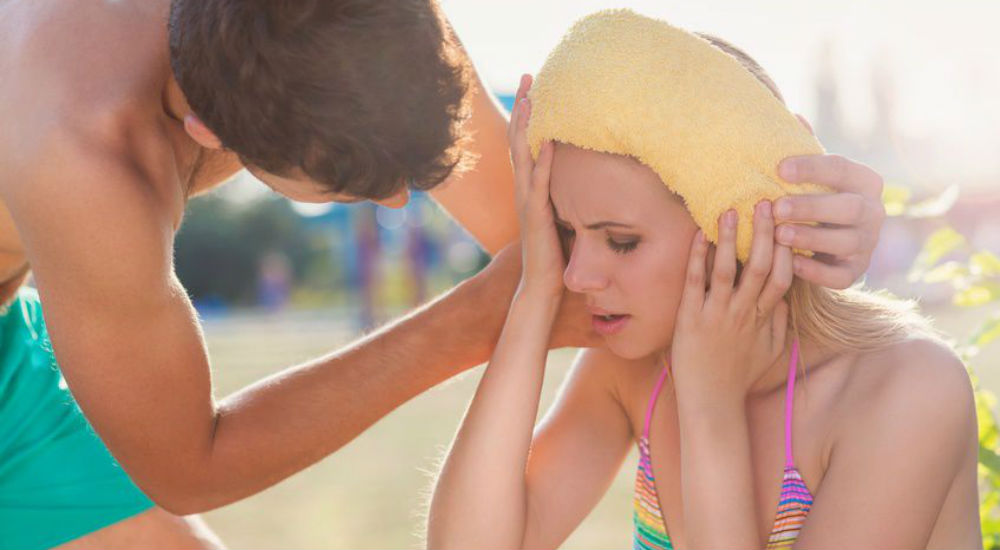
[633,339,813,550]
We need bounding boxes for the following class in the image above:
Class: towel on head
[527,9,830,261]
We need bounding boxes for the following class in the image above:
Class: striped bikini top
[633,339,813,550]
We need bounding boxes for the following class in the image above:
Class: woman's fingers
[531,141,555,201]
[680,230,709,313]
[709,210,738,303]
[758,244,794,315]
[514,73,532,106]
[508,75,535,193]
[735,201,774,307]
[770,299,789,355]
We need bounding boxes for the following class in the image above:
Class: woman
[426,10,980,549]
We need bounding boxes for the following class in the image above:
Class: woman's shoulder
[833,335,976,449]
[565,347,662,411]
[848,336,971,402]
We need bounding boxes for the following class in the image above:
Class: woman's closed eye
[607,234,639,254]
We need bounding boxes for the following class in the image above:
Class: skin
[427,98,981,548]
[0,0,886,545]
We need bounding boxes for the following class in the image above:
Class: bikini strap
[643,361,672,440]
[784,338,801,468]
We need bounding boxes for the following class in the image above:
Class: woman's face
[549,144,699,360]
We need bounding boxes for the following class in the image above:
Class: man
[0,1,886,548]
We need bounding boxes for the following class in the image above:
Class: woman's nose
[563,246,609,293]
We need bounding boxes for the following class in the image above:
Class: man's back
[0,3,229,546]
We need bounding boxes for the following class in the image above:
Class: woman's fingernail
[727,210,738,227]
[777,225,795,243]
[760,201,772,218]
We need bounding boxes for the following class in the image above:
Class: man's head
[168,0,471,205]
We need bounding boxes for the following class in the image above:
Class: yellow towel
[527,9,829,261]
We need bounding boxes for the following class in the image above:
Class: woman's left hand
[670,200,793,404]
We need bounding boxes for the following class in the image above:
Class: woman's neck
[745,336,844,398]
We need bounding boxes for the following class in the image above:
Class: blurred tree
[175,195,314,306]
[885,184,1000,548]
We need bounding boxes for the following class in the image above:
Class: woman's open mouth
[592,313,631,336]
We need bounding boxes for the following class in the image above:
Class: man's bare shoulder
[1,1,172,166]
[2,0,168,96]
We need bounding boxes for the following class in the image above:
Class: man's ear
[374,187,410,209]
[794,113,815,136]
[183,114,223,149]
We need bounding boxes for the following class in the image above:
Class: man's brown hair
[168,0,471,200]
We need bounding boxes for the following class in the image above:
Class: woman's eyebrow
[584,221,634,230]
[551,214,634,230]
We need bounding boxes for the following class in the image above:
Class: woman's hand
[670,200,793,404]
[508,75,564,300]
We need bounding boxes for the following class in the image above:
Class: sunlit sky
[442,1,1000,186]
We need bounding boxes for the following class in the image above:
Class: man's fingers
[778,154,884,199]
[773,193,874,226]
[775,224,870,258]
[792,254,859,290]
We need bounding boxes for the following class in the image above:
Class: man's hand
[477,243,600,351]
[774,154,886,290]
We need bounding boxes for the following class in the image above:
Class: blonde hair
[698,33,939,354]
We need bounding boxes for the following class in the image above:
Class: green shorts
[0,287,153,549]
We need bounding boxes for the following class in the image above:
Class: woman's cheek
[636,245,687,350]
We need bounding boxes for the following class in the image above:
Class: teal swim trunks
[0,287,153,549]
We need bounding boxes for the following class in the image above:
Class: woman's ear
[183,114,223,149]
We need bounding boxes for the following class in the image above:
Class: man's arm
[427,23,519,255]
[3,139,521,514]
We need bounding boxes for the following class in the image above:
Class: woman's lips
[592,313,631,336]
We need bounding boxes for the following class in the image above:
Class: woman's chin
[603,335,664,361]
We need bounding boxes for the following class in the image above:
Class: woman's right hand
[508,74,564,301]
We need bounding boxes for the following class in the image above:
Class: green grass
[198,304,997,548]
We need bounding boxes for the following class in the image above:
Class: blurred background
[175,1,1000,547]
